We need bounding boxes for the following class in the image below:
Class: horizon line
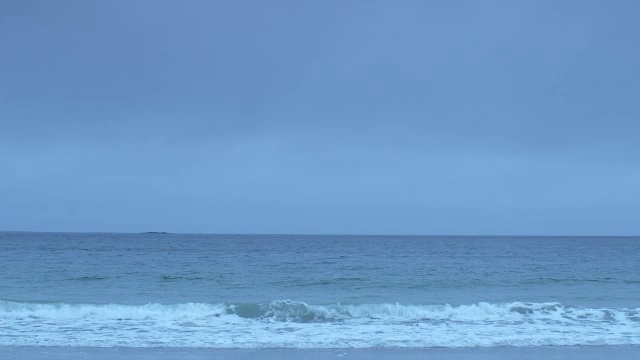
[1,229,638,238]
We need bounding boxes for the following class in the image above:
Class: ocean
[1,232,639,358]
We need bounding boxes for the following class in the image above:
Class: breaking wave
[1,299,639,347]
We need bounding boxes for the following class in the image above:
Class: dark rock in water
[140,231,171,235]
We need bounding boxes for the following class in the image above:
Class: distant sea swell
[1,299,639,348]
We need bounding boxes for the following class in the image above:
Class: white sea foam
[1,300,638,348]
[0,301,226,320]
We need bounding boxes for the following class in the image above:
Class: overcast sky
[1,0,639,235]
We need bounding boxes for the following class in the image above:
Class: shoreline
[3,346,640,360]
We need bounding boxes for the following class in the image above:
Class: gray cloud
[1,0,639,234]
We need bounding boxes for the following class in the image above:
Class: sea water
[0,232,639,348]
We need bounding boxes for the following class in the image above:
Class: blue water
[1,232,639,347]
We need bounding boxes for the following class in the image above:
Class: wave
[1,299,639,348]
[71,276,112,281]
[229,300,640,324]
[0,300,226,321]
[3,299,638,323]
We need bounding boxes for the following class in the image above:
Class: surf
[2,299,639,348]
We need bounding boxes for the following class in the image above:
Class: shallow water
[4,346,640,360]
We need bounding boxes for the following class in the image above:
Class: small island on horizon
[140,232,171,235]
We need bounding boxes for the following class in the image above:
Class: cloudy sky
[1,0,639,235]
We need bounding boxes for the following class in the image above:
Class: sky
[1,0,639,235]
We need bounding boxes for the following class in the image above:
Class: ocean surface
[1,232,639,349]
